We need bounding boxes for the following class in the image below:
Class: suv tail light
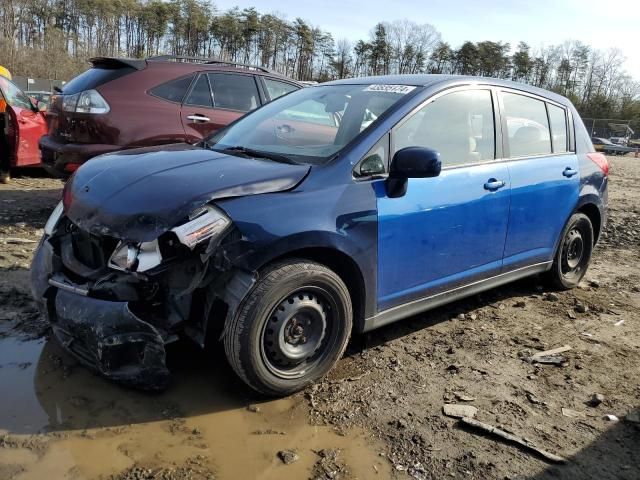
[587,152,609,176]
[62,89,110,114]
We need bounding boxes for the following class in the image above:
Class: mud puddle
[0,336,389,479]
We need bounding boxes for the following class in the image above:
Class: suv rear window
[150,75,194,103]
[209,74,259,112]
[63,66,135,94]
[264,78,298,101]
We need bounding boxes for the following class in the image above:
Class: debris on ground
[588,393,605,407]
[625,411,640,425]
[442,404,478,419]
[277,449,300,465]
[562,407,586,419]
[603,414,619,422]
[459,417,567,464]
[525,345,572,365]
[310,449,349,480]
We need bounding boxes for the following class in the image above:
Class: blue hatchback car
[31,75,608,395]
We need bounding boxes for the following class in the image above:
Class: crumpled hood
[63,143,310,242]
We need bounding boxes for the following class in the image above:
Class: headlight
[171,205,231,249]
[109,240,162,272]
[44,201,64,235]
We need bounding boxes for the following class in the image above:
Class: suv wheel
[546,213,594,289]
[224,259,352,396]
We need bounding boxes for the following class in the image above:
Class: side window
[394,89,495,167]
[184,74,213,107]
[357,134,389,177]
[209,73,259,112]
[149,75,193,103]
[502,92,552,157]
[547,103,568,153]
[264,78,298,101]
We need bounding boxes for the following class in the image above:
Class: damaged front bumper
[32,238,171,390]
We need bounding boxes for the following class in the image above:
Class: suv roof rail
[146,55,275,74]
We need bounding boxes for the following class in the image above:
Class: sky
[215,0,640,79]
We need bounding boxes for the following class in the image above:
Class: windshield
[0,76,34,110]
[207,84,418,164]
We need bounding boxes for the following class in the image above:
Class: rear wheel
[224,259,352,396]
[546,213,594,289]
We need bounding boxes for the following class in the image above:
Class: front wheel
[546,213,594,289]
[223,259,352,396]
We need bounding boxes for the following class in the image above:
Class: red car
[0,76,48,177]
[40,56,302,176]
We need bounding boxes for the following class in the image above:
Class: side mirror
[386,147,441,198]
[389,147,441,179]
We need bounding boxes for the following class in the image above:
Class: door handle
[562,167,578,177]
[186,114,210,122]
[484,178,506,191]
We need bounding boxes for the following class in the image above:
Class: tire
[546,213,594,290]
[224,259,352,396]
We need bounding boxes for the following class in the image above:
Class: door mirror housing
[390,147,441,179]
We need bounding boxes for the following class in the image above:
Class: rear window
[264,78,298,101]
[150,75,194,103]
[63,66,135,94]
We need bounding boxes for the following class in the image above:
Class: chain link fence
[582,118,639,143]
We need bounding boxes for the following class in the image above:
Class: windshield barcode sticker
[363,84,417,94]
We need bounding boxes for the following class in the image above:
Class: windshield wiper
[220,146,299,165]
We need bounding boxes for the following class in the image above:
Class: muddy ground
[0,157,638,480]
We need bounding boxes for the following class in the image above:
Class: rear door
[377,88,511,311]
[499,90,579,270]
[180,72,261,143]
[0,77,47,167]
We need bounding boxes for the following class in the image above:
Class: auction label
[363,84,417,94]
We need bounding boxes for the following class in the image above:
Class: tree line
[1,0,638,123]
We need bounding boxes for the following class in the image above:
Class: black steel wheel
[224,259,352,396]
[546,213,594,289]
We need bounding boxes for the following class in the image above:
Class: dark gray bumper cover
[31,238,169,390]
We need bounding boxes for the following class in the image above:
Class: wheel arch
[266,247,368,334]
[575,198,603,244]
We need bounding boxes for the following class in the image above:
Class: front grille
[58,220,118,277]
[71,229,108,269]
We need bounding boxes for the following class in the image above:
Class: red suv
[40,55,302,176]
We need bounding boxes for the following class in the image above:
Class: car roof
[89,56,301,85]
[324,74,571,106]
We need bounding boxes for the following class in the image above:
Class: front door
[498,91,580,270]
[0,77,47,167]
[377,88,511,311]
